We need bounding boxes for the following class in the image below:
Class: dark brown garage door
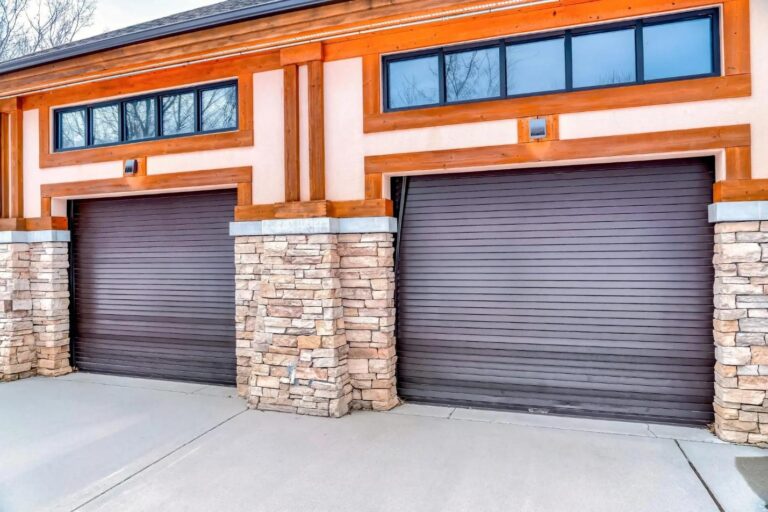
[396,158,715,425]
[71,190,236,385]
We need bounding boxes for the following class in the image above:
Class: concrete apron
[1,374,766,512]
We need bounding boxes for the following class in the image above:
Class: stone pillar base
[0,235,71,383]
[713,221,768,446]
[233,220,399,417]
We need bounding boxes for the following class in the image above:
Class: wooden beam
[726,146,752,180]
[280,42,324,66]
[8,106,22,218]
[235,199,393,220]
[364,74,751,133]
[365,125,752,174]
[308,59,326,201]
[714,179,768,202]
[0,114,8,218]
[41,166,252,200]
[283,64,301,202]
[365,174,383,200]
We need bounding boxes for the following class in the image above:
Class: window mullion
[635,20,645,84]
[499,41,507,98]
[438,51,446,105]
[564,32,573,91]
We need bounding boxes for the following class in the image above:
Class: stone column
[339,233,399,411]
[0,243,35,381]
[232,217,398,417]
[247,234,351,417]
[713,221,768,445]
[30,242,71,377]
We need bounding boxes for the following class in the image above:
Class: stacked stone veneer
[0,241,71,382]
[714,221,768,445]
[235,232,398,417]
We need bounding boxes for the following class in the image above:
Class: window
[57,109,86,149]
[572,29,637,88]
[54,80,238,152]
[91,104,120,146]
[445,46,501,102]
[201,85,238,132]
[125,97,157,141]
[506,37,566,96]
[383,9,719,111]
[386,55,440,109]
[643,17,714,81]
[162,92,195,136]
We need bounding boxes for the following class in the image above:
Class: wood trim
[237,182,253,206]
[518,115,560,144]
[365,174,384,200]
[725,146,752,180]
[714,179,768,202]
[724,0,750,75]
[25,217,68,231]
[364,74,751,133]
[8,106,22,218]
[308,60,326,201]
[0,114,8,218]
[283,64,301,202]
[235,198,393,220]
[41,166,252,202]
[280,43,324,66]
[22,52,275,110]
[38,73,255,168]
[329,198,393,218]
[41,196,52,217]
[0,218,26,230]
[365,125,751,174]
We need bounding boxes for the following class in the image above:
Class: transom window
[383,9,719,111]
[54,80,238,152]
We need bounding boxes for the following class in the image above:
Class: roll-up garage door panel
[72,190,237,385]
[397,159,715,425]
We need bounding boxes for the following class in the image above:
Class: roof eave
[0,0,341,76]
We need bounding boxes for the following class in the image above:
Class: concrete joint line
[70,408,248,511]
[674,440,725,512]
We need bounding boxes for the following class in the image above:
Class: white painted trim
[709,202,768,223]
[0,231,70,243]
[230,217,398,236]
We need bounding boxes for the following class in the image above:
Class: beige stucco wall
[21,2,768,214]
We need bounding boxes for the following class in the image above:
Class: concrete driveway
[1,374,765,512]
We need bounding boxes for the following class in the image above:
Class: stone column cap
[230,217,397,236]
[709,202,768,223]
[0,231,70,243]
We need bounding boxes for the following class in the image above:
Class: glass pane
[445,46,500,102]
[58,110,86,149]
[201,85,237,132]
[162,92,196,136]
[506,38,566,96]
[387,55,440,109]
[643,18,713,81]
[91,104,119,145]
[125,98,157,141]
[572,28,637,88]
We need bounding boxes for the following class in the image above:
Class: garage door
[71,190,237,385]
[396,158,714,424]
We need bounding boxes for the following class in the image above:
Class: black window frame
[54,79,239,152]
[382,8,720,112]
